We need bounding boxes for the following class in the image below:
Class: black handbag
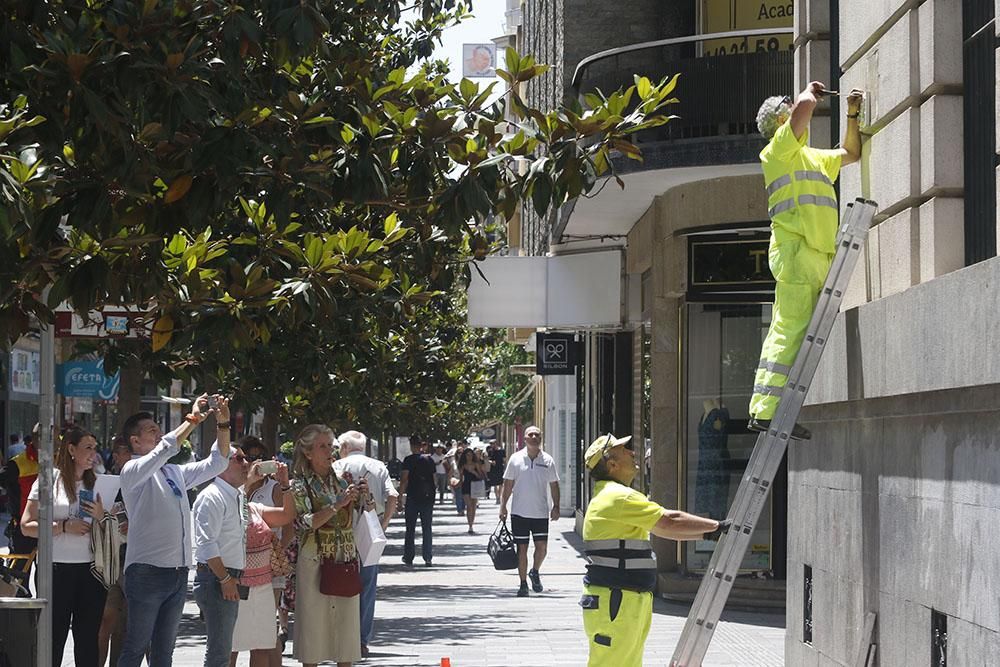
[487,520,519,571]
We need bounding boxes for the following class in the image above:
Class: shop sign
[56,359,121,400]
[701,0,793,56]
[536,333,579,376]
[689,238,775,290]
[10,348,40,394]
[54,306,150,339]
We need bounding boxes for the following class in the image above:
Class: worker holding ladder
[748,82,864,440]
[579,434,724,667]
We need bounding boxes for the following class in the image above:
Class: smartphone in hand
[257,460,279,476]
[78,488,95,521]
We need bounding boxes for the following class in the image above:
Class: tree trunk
[261,397,280,454]
[115,356,144,433]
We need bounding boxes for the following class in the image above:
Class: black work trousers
[52,561,107,667]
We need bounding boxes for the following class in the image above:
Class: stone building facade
[788,0,999,663]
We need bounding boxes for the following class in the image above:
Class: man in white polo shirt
[500,425,560,597]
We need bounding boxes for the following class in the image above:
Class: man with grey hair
[334,430,398,658]
[333,431,399,658]
[748,81,863,440]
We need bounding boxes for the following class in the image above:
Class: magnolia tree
[0,0,677,439]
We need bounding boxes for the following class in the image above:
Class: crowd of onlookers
[1,400,561,667]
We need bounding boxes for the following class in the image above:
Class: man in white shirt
[500,425,561,597]
[334,430,399,658]
[192,445,250,667]
[118,396,231,667]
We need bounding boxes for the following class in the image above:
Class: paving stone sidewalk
[57,498,785,666]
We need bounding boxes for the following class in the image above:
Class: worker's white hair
[756,95,791,139]
[337,430,367,454]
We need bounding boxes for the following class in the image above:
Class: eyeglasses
[232,454,247,463]
[525,432,541,438]
[246,455,263,463]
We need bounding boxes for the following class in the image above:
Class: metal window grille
[803,565,813,645]
[931,608,948,666]
[962,0,997,265]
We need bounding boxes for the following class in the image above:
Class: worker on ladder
[748,82,864,440]
[580,434,724,667]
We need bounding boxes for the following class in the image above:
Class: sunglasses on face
[232,454,248,463]
[245,454,263,462]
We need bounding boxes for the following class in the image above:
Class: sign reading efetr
[536,333,578,376]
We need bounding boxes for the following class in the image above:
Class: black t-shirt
[402,453,437,502]
[488,449,506,481]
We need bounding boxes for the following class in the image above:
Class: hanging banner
[56,359,121,400]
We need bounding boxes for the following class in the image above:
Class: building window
[962,0,997,265]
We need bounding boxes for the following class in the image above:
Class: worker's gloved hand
[703,519,733,541]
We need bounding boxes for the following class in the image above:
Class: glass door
[683,302,776,572]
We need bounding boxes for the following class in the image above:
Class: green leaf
[340,125,356,143]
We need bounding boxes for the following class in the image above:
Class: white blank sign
[467,251,622,328]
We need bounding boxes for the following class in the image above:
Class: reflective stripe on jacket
[760,122,843,255]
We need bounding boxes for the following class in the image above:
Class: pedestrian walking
[499,425,560,596]
[399,438,436,566]
[431,445,448,504]
[334,430,399,658]
[487,441,505,504]
[459,447,489,534]
[579,434,723,667]
[444,441,465,515]
[117,395,232,667]
[228,456,296,667]
[20,427,108,667]
[288,424,364,667]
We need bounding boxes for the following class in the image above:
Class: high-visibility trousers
[580,584,652,667]
[749,237,834,420]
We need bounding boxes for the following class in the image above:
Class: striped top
[239,505,274,588]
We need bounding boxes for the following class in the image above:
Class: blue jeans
[192,570,240,667]
[454,488,466,513]
[118,564,188,667]
[359,563,379,646]
[403,499,434,563]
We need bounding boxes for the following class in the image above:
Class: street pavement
[51,497,784,666]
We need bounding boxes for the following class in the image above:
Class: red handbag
[319,558,362,597]
[304,479,362,597]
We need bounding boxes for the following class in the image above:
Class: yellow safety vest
[760,122,843,255]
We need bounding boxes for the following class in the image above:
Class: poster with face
[463,43,496,78]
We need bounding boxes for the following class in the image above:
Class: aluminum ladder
[670,198,878,667]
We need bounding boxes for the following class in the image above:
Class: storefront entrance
[680,229,786,576]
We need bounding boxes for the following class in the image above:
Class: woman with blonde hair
[21,426,108,666]
[287,424,366,667]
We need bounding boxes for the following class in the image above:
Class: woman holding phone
[21,426,108,667]
[235,436,291,667]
